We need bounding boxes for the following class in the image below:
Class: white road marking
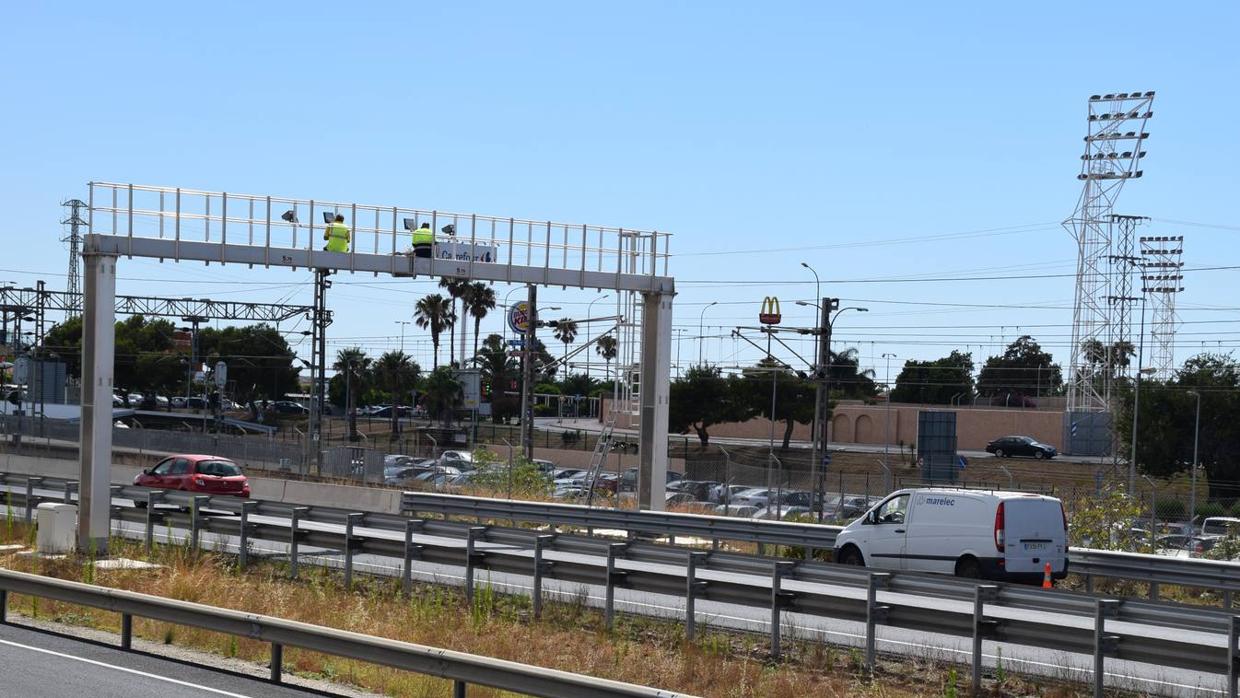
[0,638,258,697]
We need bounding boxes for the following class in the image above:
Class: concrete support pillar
[79,251,117,553]
[638,292,672,511]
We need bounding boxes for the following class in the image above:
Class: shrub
[1154,498,1185,521]
[1195,502,1226,519]
[1230,501,1240,517]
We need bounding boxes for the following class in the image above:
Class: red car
[134,454,251,498]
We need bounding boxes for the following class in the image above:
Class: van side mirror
[864,511,876,525]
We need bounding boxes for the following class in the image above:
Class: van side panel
[903,493,993,574]
[1002,498,1067,574]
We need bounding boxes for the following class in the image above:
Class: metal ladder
[584,417,618,506]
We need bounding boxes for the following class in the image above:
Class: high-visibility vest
[325,222,350,252]
[412,227,434,247]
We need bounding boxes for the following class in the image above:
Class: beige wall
[602,398,1064,452]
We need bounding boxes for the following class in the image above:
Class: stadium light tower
[1065,91,1155,413]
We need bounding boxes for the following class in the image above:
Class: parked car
[729,488,780,508]
[833,488,1068,583]
[709,484,752,505]
[530,459,557,475]
[714,503,760,518]
[619,467,683,491]
[985,435,1057,460]
[272,400,309,415]
[1201,517,1240,537]
[133,454,251,499]
[752,505,812,521]
[665,492,698,506]
[438,450,474,471]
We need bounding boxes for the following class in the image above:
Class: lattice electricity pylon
[61,199,87,319]
[1065,91,1155,411]
[1140,235,1184,379]
[1106,214,1149,383]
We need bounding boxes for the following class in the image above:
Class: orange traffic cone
[1041,562,1053,589]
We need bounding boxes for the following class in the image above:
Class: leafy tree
[595,333,618,382]
[44,315,185,397]
[742,358,815,449]
[891,350,975,404]
[414,293,454,369]
[421,366,463,427]
[438,277,470,366]
[463,282,496,358]
[669,365,751,448]
[976,335,1062,402]
[197,323,300,402]
[551,318,579,375]
[1116,353,1240,504]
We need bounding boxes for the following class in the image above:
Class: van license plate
[1023,542,1046,551]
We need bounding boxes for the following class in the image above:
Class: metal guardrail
[402,491,846,550]
[0,568,686,698]
[400,492,1240,605]
[3,472,1240,697]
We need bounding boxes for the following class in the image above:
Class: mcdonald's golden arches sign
[759,296,781,325]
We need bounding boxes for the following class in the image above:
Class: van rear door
[1002,497,1067,574]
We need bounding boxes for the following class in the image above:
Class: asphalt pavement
[0,620,351,698]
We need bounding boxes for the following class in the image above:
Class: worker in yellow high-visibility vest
[324,214,351,252]
[412,222,434,258]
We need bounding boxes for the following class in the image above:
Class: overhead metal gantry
[77,182,675,552]
[0,285,318,324]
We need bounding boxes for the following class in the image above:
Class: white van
[833,488,1068,583]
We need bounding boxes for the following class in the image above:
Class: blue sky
[3,2,1238,383]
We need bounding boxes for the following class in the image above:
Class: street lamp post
[1188,390,1201,530]
[587,293,610,382]
[698,301,718,366]
[883,352,897,486]
[1130,294,1149,496]
[395,320,411,354]
[800,263,822,490]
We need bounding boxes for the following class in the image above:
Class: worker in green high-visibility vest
[323,214,351,252]
[412,222,434,258]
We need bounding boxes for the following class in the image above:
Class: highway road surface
[0,620,365,697]
[2,489,1229,697]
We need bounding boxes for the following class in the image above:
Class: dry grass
[0,519,1118,697]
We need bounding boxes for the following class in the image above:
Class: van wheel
[955,557,982,579]
[994,448,1006,458]
[839,547,865,567]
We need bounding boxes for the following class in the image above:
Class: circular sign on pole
[507,301,531,335]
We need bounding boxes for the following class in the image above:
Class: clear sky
[3,2,1238,385]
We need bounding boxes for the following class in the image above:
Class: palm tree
[439,277,469,367]
[333,347,371,441]
[373,350,420,405]
[552,318,579,377]
[421,366,463,428]
[595,334,618,382]
[464,282,496,360]
[414,293,454,370]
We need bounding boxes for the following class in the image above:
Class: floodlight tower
[1106,214,1149,382]
[1140,235,1184,379]
[1065,91,1155,411]
[61,199,87,319]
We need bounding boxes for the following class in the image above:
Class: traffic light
[481,379,492,399]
